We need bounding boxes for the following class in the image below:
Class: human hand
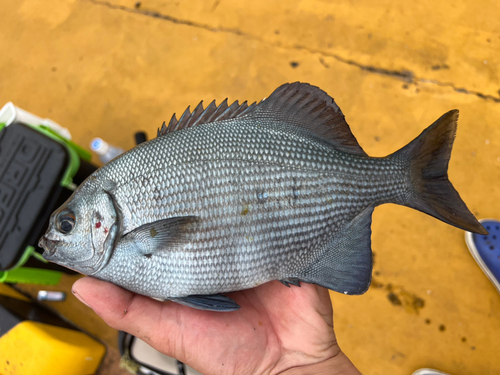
[72,278,360,375]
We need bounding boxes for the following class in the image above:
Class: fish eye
[57,210,76,234]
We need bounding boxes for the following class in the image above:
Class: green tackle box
[0,121,96,284]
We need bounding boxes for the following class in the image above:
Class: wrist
[278,351,361,375]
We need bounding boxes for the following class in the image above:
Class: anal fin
[170,294,240,312]
[300,206,374,295]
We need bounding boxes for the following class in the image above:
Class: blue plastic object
[465,219,500,294]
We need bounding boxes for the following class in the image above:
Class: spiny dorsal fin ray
[208,98,228,122]
[219,100,242,119]
[175,106,192,132]
[157,99,257,137]
[185,101,205,129]
[192,100,218,127]
[169,114,178,128]
[157,121,167,137]
[254,82,368,157]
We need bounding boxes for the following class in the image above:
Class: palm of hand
[73,278,339,375]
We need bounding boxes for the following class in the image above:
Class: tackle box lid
[0,123,69,271]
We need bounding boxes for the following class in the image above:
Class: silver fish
[39,83,487,311]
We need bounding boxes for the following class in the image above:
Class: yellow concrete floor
[1,0,500,374]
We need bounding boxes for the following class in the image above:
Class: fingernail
[72,288,90,308]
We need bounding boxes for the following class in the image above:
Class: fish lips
[38,235,59,261]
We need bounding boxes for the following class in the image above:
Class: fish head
[39,188,119,275]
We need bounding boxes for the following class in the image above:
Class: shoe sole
[465,218,500,294]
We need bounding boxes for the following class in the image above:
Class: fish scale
[94,131,404,296]
[40,83,487,311]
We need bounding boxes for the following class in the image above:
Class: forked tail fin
[394,110,487,235]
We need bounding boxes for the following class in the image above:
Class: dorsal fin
[254,82,367,157]
[157,83,367,157]
[157,99,257,137]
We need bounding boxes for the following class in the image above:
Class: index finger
[72,277,182,356]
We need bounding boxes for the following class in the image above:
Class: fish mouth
[38,235,60,261]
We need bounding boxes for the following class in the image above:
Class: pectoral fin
[170,294,240,312]
[299,206,374,295]
[122,216,200,256]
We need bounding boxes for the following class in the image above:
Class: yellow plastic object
[0,321,105,375]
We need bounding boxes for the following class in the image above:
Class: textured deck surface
[1,1,499,374]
